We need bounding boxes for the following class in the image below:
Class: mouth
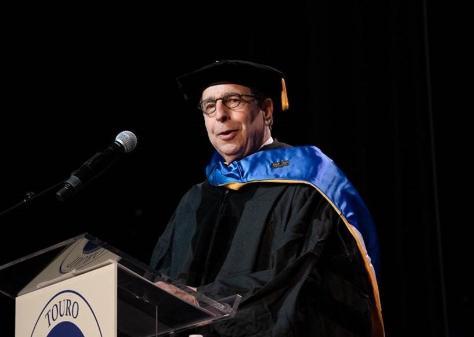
[217,129,238,140]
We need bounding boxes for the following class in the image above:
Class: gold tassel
[281,78,289,111]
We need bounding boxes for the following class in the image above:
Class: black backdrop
[0,1,468,336]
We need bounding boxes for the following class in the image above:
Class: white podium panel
[16,263,117,337]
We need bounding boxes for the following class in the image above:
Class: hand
[155,281,199,306]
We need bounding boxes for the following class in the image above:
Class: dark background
[0,1,468,336]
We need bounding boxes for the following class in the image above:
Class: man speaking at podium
[150,60,384,337]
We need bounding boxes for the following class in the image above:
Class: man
[151,60,384,336]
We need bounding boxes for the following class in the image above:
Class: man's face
[201,84,272,163]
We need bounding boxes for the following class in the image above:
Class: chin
[218,149,244,163]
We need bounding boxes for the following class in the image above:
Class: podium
[0,233,241,336]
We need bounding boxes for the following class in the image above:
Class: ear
[261,98,274,124]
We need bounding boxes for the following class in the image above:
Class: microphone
[56,130,137,201]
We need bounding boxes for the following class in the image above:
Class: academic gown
[150,142,383,337]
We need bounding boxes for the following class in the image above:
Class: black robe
[150,144,382,337]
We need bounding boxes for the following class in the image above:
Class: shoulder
[176,180,223,210]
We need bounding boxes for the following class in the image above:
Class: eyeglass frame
[198,93,260,116]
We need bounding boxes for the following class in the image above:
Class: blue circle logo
[47,321,85,337]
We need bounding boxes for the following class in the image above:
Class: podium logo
[31,290,103,337]
[60,240,108,274]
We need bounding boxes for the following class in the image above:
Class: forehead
[201,83,252,99]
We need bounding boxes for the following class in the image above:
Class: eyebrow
[201,91,248,102]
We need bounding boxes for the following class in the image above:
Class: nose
[214,100,230,122]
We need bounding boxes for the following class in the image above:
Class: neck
[259,136,274,149]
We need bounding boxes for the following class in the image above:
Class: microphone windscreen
[115,131,137,153]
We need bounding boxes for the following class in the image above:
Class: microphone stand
[0,180,65,217]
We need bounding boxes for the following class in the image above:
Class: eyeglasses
[198,93,258,116]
